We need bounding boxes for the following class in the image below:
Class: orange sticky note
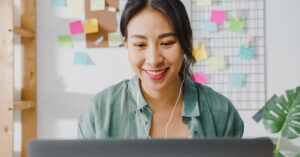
[83,18,99,34]
[192,45,208,61]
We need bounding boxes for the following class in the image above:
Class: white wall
[239,0,300,155]
[13,0,300,156]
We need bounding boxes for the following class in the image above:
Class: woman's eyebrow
[130,32,176,39]
[158,32,176,39]
[131,35,147,39]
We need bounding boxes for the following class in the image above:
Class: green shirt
[78,76,244,139]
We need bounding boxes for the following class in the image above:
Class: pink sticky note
[211,10,226,24]
[192,72,208,85]
[69,20,84,35]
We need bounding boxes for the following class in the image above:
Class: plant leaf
[274,153,285,157]
[263,96,286,133]
[263,87,300,139]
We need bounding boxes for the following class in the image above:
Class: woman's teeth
[147,69,167,75]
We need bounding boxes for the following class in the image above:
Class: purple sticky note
[211,10,226,24]
[69,20,84,35]
[192,72,208,85]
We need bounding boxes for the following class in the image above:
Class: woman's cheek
[129,52,144,71]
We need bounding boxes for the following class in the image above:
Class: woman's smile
[143,68,169,80]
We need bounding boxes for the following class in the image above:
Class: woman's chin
[140,75,175,92]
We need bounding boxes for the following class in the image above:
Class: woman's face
[124,8,184,91]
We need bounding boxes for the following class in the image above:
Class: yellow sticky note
[108,32,123,47]
[192,45,208,61]
[197,0,212,6]
[91,0,105,11]
[68,0,83,16]
[210,56,226,71]
[84,18,99,34]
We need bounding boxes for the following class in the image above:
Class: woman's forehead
[127,8,175,38]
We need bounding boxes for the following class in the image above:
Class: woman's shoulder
[192,81,244,137]
[192,81,235,113]
[78,79,132,139]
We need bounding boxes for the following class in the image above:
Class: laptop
[27,138,273,157]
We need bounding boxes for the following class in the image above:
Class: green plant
[263,87,300,157]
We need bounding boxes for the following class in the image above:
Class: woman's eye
[134,43,146,48]
[161,41,175,46]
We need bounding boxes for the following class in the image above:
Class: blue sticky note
[116,12,122,24]
[201,20,218,33]
[51,0,66,7]
[228,73,244,88]
[74,52,89,65]
[238,45,255,60]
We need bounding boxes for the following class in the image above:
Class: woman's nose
[145,45,164,67]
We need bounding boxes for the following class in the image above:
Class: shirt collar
[129,75,200,117]
[182,77,200,117]
[129,75,148,111]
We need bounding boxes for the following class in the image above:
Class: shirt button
[193,131,198,135]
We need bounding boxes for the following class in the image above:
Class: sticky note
[94,36,104,45]
[74,52,89,65]
[108,32,123,47]
[211,10,226,24]
[116,12,122,24]
[192,72,208,85]
[192,45,208,61]
[228,73,244,88]
[91,0,105,11]
[201,20,218,33]
[229,18,245,34]
[51,0,66,7]
[210,56,226,71]
[238,45,255,60]
[68,0,83,16]
[58,35,72,48]
[84,18,99,34]
[197,0,212,6]
[69,20,84,35]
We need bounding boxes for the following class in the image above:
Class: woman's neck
[140,76,184,111]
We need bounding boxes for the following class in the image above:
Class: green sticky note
[74,52,89,65]
[229,18,245,34]
[90,0,105,11]
[58,35,72,48]
[210,56,226,71]
[197,0,212,6]
[68,0,83,16]
[108,32,123,47]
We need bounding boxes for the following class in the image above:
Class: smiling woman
[78,0,244,139]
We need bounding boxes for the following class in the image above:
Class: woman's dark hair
[120,0,195,78]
